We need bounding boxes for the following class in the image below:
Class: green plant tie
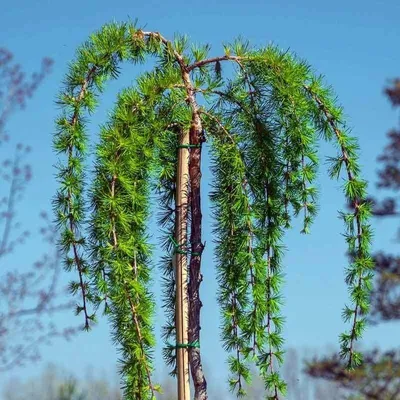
[169,234,201,256]
[167,340,200,349]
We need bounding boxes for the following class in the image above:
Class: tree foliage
[53,20,373,399]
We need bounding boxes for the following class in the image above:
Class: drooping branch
[55,65,99,330]
[89,87,159,399]
[304,83,374,369]
[209,134,254,397]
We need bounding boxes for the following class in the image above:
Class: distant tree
[306,348,400,399]
[0,47,77,370]
[367,78,400,326]
[303,79,400,399]
[2,363,122,400]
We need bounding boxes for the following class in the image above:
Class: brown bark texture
[188,116,208,400]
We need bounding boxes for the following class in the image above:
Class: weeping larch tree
[53,21,374,400]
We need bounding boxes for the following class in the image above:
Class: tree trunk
[188,117,208,400]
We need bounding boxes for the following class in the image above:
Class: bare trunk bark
[188,116,208,400]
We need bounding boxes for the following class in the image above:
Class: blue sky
[1,0,400,396]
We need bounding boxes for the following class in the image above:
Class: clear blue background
[1,0,399,396]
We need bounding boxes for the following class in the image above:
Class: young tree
[368,79,400,325]
[0,48,77,371]
[53,20,374,400]
[303,79,400,399]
